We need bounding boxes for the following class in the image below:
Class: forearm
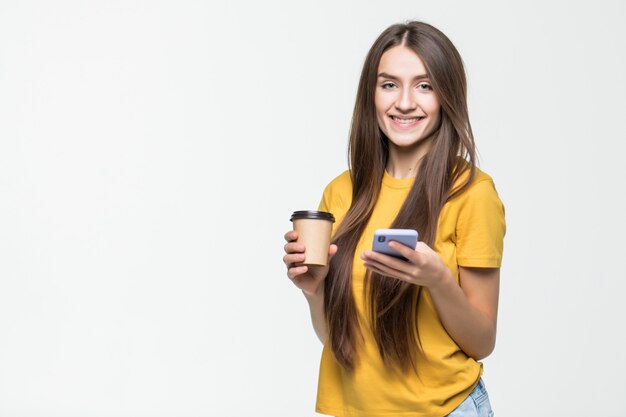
[303,289,327,344]
[427,271,497,360]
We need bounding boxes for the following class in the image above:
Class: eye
[417,83,433,91]
[381,82,397,89]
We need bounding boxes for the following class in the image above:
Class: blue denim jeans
[445,379,494,417]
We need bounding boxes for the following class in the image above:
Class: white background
[1,1,625,416]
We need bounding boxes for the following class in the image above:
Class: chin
[387,135,428,148]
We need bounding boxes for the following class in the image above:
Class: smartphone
[372,229,418,259]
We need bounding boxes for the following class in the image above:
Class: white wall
[1,1,624,416]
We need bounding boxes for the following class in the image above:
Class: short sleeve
[318,180,339,236]
[316,170,352,237]
[455,179,506,268]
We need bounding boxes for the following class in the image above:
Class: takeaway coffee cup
[290,210,335,267]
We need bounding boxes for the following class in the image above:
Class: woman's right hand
[283,230,338,297]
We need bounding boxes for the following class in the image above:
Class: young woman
[283,21,505,417]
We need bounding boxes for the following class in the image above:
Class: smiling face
[375,45,441,151]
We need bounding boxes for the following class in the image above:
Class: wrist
[427,268,455,294]
[303,283,325,300]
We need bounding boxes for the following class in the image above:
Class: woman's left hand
[361,241,452,289]
[363,240,500,359]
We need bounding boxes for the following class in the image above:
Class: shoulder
[445,166,505,225]
[318,170,353,215]
[325,169,352,188]
[472,167,494,184]
[451,166,500,202]
[322,170,352,201]
[465,168,498,197]
[450,166,505,223]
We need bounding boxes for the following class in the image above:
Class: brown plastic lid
[290,210,335,223]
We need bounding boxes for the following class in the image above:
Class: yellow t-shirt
[315,168,506,417]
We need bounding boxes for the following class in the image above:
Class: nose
[395,88,417,113]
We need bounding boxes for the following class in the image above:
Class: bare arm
[303,288,327,344]
[283,230,336,344]
[427,266,499,360]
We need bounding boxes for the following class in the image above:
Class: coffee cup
[290,210,335,267]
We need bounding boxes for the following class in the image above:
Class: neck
[385,137,433,179]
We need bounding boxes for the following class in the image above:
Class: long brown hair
[324,21,477,372]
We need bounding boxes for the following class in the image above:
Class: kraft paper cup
[290,210,335,267]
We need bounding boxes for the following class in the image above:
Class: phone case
[372,229,418,259]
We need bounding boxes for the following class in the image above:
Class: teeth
[392,116,423,124]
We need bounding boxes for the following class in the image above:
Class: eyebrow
[377,72,430,81]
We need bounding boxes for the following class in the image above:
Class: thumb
[328,244,338,261]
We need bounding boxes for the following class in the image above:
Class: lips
[391,115,424,124]
[389,115,425,128]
